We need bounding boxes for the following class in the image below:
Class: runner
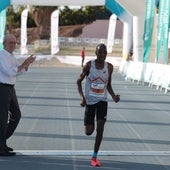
[77,43,120,166]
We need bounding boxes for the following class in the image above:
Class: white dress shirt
[0,49,22,85]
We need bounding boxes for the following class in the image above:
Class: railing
[14,37,123,54]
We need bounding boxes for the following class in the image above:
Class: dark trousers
[81,58,85,67]
[0,84,21,147]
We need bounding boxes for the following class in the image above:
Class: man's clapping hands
[18,54,36,72]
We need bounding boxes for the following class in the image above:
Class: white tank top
[85,60,108,105]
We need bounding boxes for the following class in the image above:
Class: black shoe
[5,145,14,152]
[0,150,16,156]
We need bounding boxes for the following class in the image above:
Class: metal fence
[58,37,123,47]
[14,37,123,54]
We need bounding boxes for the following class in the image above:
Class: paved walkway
[0,66,170,170]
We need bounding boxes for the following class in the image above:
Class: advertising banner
[107,14,117,53]
[51,10,59,55]
[155,0,170,64]
[20,9,28,54]
[143,0,155,62]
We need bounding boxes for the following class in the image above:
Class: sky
[69,6,81,9]
[59,6,81,10]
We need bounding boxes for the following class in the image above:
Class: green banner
[155,0,170,64]
[143,0,155,62]
[0,10,6,50]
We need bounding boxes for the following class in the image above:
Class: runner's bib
[89,82,105,97]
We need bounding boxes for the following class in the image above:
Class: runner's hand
[113,95,120,103]
[80,98,86,107]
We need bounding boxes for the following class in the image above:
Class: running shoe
[91,157,102,167]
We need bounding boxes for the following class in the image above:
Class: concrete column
[133,16,144,62]
[122,19,133,60]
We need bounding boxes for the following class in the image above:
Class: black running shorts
[84,101,107,126]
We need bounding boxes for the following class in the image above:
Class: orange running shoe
[91,157,102,167]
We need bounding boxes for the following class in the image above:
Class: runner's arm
[76,62,90,106]
[107,63,120,103]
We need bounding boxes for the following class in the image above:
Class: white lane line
[64,79,76,151]
[65,79,77,170]
[15,150,170,156]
